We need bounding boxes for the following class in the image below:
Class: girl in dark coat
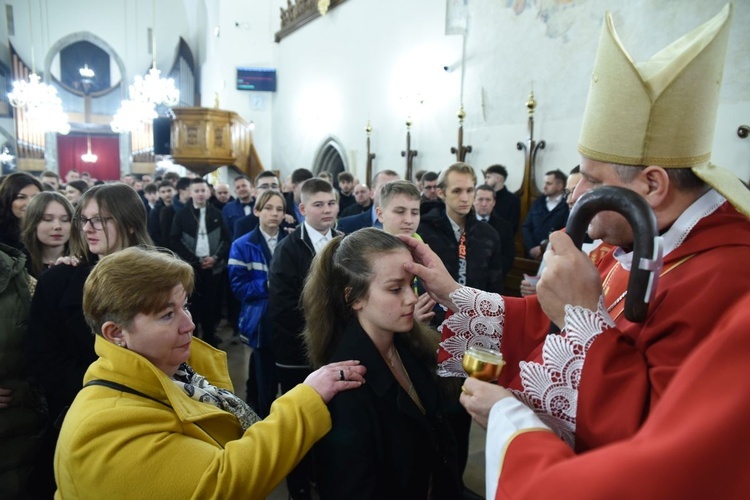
[302,228,461,499]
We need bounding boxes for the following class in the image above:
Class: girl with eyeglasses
[24,183,152,497]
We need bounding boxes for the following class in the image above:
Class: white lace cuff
[437,287,505,377]
[511,296,615,447]
[562,295,616,348]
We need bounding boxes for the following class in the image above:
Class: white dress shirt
[305,222,333,253]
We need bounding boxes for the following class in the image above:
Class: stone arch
[44,31,128,99]
[311,136,349,182]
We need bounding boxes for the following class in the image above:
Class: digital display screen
[237,67,276,92]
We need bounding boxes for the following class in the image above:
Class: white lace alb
[512,297,615,447]
[438,287,615,447]
[437,287,504,377]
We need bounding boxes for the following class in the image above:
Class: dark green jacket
[0,243,47,499]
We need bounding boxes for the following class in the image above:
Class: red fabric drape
[56,135,120,182]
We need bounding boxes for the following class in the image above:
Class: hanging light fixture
[111,0,179,132]
[128,67,179,108]
[81,135,98,163]
[318,0,331,16]
[0,146,15,164]
[111,98,157,133]
[7,0,69,135]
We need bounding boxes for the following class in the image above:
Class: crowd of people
[2,4,750,499]
[1,140,534,496]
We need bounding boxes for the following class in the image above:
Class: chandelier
[7,0,69,135]
[111,98,158,133]
[110,68,178,133]
[81,135,97,163]
[130,67,179,108]
[7,71,70,135]
[0,146,14,164]
[111,1,179,133]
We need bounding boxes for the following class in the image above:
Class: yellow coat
[55,335,331,499]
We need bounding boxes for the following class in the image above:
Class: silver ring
[339,369,345,381]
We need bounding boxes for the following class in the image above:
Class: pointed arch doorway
[312,136,349,189]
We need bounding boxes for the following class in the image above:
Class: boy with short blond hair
[376,180,421,237]
[269,177,341,499]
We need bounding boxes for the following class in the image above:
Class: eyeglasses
[75,216,113,230]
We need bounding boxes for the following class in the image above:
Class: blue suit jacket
[337,207,377,234]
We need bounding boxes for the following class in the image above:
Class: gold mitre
[579,4,750,217]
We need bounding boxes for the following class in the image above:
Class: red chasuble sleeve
[575,243,750,451]
[495,293,750,499]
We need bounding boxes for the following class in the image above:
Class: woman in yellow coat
[54,246,366,499]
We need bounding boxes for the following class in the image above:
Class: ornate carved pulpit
[170,108,236,175]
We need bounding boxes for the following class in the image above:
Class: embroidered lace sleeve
[562,297,617,347]
[512,296,615,447]
[437,287,505,377]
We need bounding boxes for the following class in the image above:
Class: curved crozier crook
[566,186,663,322]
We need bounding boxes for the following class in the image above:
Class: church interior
[2,1,748,498]
[1,0,746,190]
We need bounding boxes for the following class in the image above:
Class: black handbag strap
[82,379,224,448]
[84,379,172,409]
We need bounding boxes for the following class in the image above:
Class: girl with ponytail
[302,227,460,499]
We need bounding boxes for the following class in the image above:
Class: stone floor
[217,322,486,499]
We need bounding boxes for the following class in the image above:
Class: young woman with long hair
[21,191,75,278]
[302,228,461,499]
[24,183,153,497]
[0,172,42,250]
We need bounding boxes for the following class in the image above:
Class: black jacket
[315,319,461,499]
[269,224,342,367]
[337,191,356,213]
[521,195,569,256]
[340,201,370,217]
[170,204,230,271]
[418,207,504,326]
[480,214,516,281]
[25,263,97,420]
[147,202,166,246]
[493,186,521,235]
[418,207,504,293]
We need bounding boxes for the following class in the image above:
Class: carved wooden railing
[275,0,349,42]
[231,113,264,179]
